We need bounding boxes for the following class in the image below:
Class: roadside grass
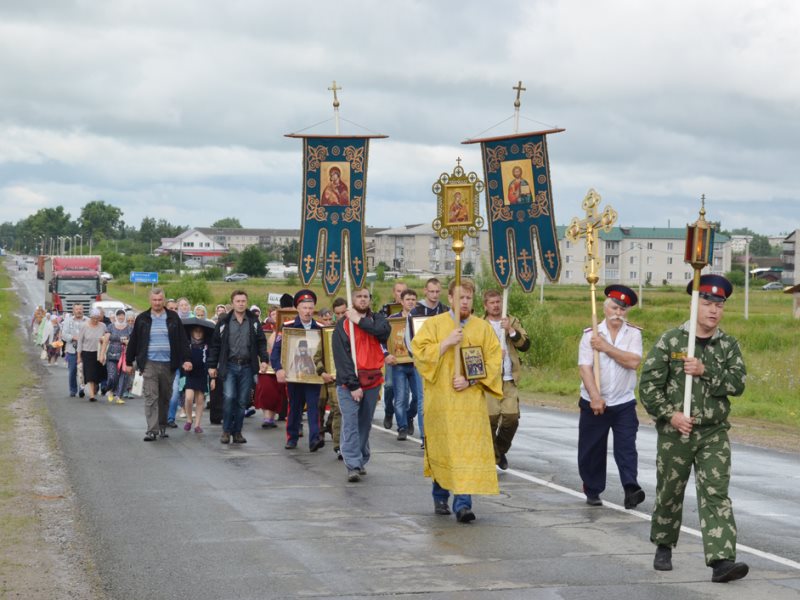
[0,264,35,549]
[111,277,799,429]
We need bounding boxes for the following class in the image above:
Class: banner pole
[344,234,358,377]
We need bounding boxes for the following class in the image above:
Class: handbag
[131,371,144,397]
[357,368,383,390]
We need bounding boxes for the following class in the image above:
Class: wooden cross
[352,256,362,276]
[513,81,526,108]
[328,80,341,108]
[303,254,315,274]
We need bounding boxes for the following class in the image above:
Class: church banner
[287,135,382,295]
[464,129,564,292]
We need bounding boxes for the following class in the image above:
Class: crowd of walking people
[33,273,750,583]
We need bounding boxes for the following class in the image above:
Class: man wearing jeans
[126,288,192,441]
[385,289,422,441]
[208,290,268,445]
[332,287,391,482]
[379,280,407,429]
[61,303,86,397]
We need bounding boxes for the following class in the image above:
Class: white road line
[372,422,800,571]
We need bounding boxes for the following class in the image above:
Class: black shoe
[158,429,169,439]
[232,433,247,444]
[407,421,414,436]
[334,446,343,460]
[434,500,451,515]
[167,420,178,429]
[711,559,749,583]
[285,440,297,449]
[383,415,392,429]
[420,438,425,450]
[79,389,85,398]
[89,397,97,402]
[310,439,324,452]
[397,429,407,441]
[455,508,476,523]
[347,470,361,482]
[497,453,508,470]
[143,431,157,442]
[624,485,646,509]
[586,495,603,506]
[653,545,673,571]
[220,432,231,444]
[244,407,256,417]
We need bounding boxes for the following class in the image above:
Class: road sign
[267,292,283,305]
[130,271,159,284]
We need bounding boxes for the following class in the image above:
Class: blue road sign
[130,271,159,284]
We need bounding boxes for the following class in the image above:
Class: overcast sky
[1,0,798,236]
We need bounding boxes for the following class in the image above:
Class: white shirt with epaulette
[578,320,643,406]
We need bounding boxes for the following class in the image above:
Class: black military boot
[710,559,749,583]
[653,545,672,571]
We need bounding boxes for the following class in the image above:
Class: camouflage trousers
[650,422,737,565]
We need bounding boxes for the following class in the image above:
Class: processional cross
[565,189,617,390]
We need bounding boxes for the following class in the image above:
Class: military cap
[604,284,638,308]
[293,289,317,307]
[688,274,733,303]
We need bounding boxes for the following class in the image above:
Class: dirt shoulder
[0,367,105,600]
[520,391,800,454]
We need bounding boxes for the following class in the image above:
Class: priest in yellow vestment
[411,279,503,523]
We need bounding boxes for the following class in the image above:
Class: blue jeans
[383,364,394,419]
[432,481,471,512]
[392,363,421,432]
[167,370,181,422]
[338,385,380,470]
[66,352,78,395]
[223,363,254,434]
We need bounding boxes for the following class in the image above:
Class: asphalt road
[9,259,800,599]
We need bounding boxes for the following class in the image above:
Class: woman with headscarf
[43,314,62,365]
[77,307,107,402]
[101,309,133,404]
[194,304,210,321]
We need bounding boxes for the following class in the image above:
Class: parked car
[91,300,133,319]
[762,281,785,291]
[224,273,249,282]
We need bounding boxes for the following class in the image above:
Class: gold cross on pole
[456,156,462,167]
[513,80,526,108]
[328,80,341,108]
[565,189,617,395]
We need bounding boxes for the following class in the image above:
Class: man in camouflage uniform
[639,274,749,583]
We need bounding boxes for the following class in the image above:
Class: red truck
[44,255,104,313]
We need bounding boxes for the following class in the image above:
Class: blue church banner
[288,135,381,296]
[465,129,564,292]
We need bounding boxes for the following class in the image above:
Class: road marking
[372,423,800,571]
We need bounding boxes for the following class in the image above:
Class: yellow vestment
[411,312,503,495]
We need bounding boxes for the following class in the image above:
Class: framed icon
[387,317,412,364]
[321,325,336,379]
[320,161,351,207]
[410,315,431,339]
[280,327,324,384]
[276,308,298,333]
[500,159,535,205]
[461,345,486,381]
[384,302,402,317]
[444,185,473,226]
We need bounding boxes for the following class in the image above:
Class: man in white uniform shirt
[578,284,645,509]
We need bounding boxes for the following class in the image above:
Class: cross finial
[513,80,526,108]
[456,156,462,167]
[328,80,342,108]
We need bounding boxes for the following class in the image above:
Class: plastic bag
[131,371,144,397]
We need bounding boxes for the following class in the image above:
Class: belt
[230,356,250,365]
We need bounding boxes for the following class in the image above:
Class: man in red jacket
[332,287,391,482]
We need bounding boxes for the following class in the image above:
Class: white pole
[744,238,750,320]
[682,288,700,416]
[638,243,643,309]
[344,235,357,376]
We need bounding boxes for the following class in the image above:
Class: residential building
[156,229,228,258]
[558,226,731,287]
[781,229,799,285]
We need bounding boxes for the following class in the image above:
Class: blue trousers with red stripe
[578,398,640,497]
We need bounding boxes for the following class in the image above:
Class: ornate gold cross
[328,80,341,108]
[565,189,617,284]
[351,256,362,276]
[303,254,315,274]
[495,255,508,276]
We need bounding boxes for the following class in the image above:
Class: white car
[100,272,114,282]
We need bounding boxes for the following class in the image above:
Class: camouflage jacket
[639,321,746,433]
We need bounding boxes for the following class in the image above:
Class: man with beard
[577,285,645,509]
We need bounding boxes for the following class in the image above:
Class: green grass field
[109,276,799,429]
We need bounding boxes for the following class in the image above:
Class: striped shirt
[147,312,171,363]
